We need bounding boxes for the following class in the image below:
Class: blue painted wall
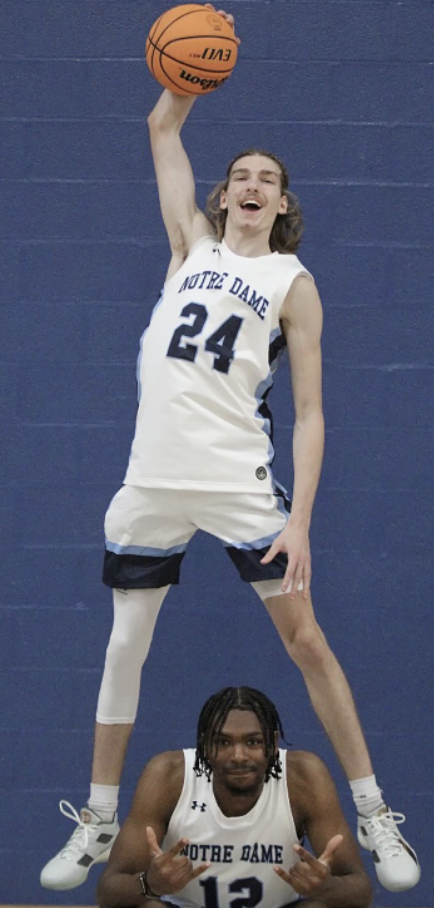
[0,1,432,905]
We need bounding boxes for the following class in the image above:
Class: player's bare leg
[92,721,134,785]
[264,590,420,892]
[264,589,372,779]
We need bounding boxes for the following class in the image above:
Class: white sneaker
[357,806,420,892]
[40,800,119,890]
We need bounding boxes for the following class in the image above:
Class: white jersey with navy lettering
[162,748,300,908]
[125,236,313,494]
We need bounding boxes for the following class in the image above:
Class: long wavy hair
[193,686,285,783]
[205,148,304,253]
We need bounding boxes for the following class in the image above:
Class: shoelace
[365,811,407,858]
[57,800,98,859]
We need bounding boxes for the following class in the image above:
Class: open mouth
[240,200,263,212]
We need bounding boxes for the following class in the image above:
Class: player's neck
[223,223,273,258]
[212,779,264,816]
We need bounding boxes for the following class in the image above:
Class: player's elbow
[147,107,166,135]
[294,404,324,434]
[353,871,374,908]
[148,96,190,136]
[95,869,118,908]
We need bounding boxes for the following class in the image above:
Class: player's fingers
[260,541,280,564]
[293,844,317,864]
[164,836,190,858]
[189,862,212,880]
[281,573,294,594]
[301,559,311,599]
[273,867,309,895]
[281,553,297,592]
[289,858,326,888]
[288,560,304,599]
[146,826,163,857]
[215,8,238,34]
[273,867,297,886]
[319,833,343,864]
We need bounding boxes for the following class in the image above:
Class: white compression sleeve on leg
[96,586,169,724]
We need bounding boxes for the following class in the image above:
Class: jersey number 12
[200,876,263,908]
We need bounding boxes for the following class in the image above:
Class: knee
[104,631,149,673]
[284,622,332,672]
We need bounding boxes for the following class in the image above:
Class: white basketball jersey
[162,749,300,908]
[125,237,312,494]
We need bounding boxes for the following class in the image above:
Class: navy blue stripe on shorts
[102,485,292,589]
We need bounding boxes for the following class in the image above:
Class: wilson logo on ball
[179,71,228,91]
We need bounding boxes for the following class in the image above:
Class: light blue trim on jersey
[105,540,187,557]
[253,326,287,468]
[274,482,291,519]
[269,325,282,345]
[269,328,289,373]
[223,529,281,550]
[223,482,290,549]
[136,288,165,403]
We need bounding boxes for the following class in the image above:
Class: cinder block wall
[0,2,432,905]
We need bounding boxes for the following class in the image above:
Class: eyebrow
[230,167,280,180]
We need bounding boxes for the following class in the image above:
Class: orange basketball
[146,4,238,96]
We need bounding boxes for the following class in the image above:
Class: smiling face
[219,154,288,238]
[206,708,275,798]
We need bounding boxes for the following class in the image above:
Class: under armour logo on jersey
[191,801,207,812]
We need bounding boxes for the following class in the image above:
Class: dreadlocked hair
[194,686,285,783]
[205,148,304,254]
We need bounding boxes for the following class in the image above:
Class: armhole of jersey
[287,264,314,291]
[281,750,294,826]
[299,269,314,285]
[280,747,288,786]
[278,266,315,320]
[172,748,192,814]
[282,749,303,845]
[163,236,216,291]
[189,234,216,256]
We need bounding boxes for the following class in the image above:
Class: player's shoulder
[139,749,185,790]
[130,751,186,822]
[280,271,322,327]
[287,272,320,305]
[286,749,333,787]
[285,750,338,823]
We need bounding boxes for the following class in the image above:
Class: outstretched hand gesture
[274,834,343,896]
[145,826,211,896]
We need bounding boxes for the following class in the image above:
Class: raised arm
[147,90,211,276]
[277,751,372,907]
[147,7,238,278]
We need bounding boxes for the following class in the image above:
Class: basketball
[146,4,238,96]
